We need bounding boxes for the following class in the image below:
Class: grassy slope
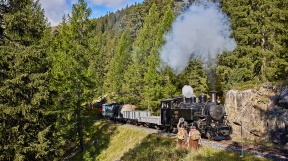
[74,119,270,161]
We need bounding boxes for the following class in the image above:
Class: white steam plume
[159,0,236,75]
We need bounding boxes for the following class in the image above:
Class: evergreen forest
[0,0,287,160]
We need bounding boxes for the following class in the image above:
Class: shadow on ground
[80,119,118,159]
[62,115,118,161]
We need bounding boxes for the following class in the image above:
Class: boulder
[225,85,288,146]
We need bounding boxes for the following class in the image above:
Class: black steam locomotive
[161,91,232,140]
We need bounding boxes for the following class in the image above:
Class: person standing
[188,126,201,150]
[162,103,167,125]
[177,118,188,149]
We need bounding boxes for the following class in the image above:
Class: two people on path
[177,118,201,150]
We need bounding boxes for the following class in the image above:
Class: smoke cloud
[159,0,236,75]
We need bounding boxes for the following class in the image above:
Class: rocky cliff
[224,85,288,147]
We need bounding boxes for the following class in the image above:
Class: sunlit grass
[74,120,151,161]
[96,124,150,161]
[73,119,271,161]
[183,146,269,161]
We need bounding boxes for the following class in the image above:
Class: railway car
[102,103,123,118]
[86,100,104,116]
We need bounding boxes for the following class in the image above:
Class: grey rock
[225,86,288,146]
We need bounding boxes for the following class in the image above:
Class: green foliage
[133,3,161,62]
[122,62,145,105]
[0,0,65,160]
[218,0,288,89]
[184,59,209,95]
[2,0,48,46]
[83,151,93,161]
[0,44,56,160]
[48,0,99,156]
[143,48,165,111]
[142,4,175,111]
[122,3,162,107]
[105,30,132,100]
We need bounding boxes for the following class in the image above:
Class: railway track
[112,121,288,161]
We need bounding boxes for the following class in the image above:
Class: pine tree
[49,15,78,149]
[143,5,175,111]
[0,0,61,160]
[105,30,132,101]
[87,30,105,98]
[49,0,95,152]
[219,0,288,88]
[133,3,160,63]
[0,44,52,160]
[2,0,48,46]
[123,3,161,108]
[122,61,145,105]
[185,59,208,95]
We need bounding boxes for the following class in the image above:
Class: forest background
[0,0,287,160]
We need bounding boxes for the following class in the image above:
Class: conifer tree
[49,15,78,148]
[133,3,160,63]
[219,0,288,87]
[87,30,105,98]
[0,0,57,159]
[0,44,54,160]
[143,5,175,111]
[49,0,95,152]
[185,59,208,95]
[122,61,144,105]
[105,30,132,100]
[2,0,47,46]
[124,3,161,107]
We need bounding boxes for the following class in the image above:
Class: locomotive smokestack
[210,91,217,103]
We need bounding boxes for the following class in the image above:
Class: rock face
[224,85,288,146]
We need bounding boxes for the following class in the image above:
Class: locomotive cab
[160,99,173,126]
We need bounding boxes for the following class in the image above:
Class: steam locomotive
[161,90,232,140]
[101,87,232,141]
